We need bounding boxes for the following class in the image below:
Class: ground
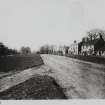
[0,75,66,99]
[41,54,105,99]
[0,54,105,99]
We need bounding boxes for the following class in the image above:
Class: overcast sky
[0,0,105,51]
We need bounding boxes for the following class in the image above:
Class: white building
[68,41,79,55]
[81,35,105,56]
[81,44,94,55]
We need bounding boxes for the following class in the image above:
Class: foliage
[20,46,31,54]
[0,42,19,56]
[87,29,105,41]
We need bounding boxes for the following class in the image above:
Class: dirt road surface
[41,54,105,99]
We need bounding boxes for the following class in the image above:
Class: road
[41,54,105,99]
[0,54,105,99]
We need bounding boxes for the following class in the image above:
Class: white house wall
[68,43,78,55]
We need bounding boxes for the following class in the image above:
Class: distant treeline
[38,45,69,56]
[0,42,19,56]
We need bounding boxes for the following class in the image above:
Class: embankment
[66,54,105,64]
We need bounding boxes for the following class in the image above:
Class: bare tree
[87,29,105,40]
[20,46,31,54]
[87,32,93,41]
[64,45,69,55]
[82,37,86,42]
[39,45,49,54]
[92,32,98,40]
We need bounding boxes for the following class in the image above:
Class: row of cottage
[68,34,105,56]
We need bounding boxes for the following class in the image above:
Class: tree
[0,42,6,56]
[0,42,19,56]
[39,45,47,54]
[64,45,69,55]
[92,32,98,40]
[87,32,93,41]
[20,46,31,54]
[87,29,105,40]
[7,48,19,55]
[82,37,86,42]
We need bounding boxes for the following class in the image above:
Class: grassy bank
[0,54,44,72]
[66,54,105,64]
[0,75,67,99]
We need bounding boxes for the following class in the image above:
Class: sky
[0,0,105,51]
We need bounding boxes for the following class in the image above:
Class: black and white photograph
[0,0,105,104]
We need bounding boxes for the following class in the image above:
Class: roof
[82,39,99,46]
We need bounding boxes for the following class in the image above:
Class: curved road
[41,54,105,99]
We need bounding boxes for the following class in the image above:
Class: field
[0,54,44,72]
